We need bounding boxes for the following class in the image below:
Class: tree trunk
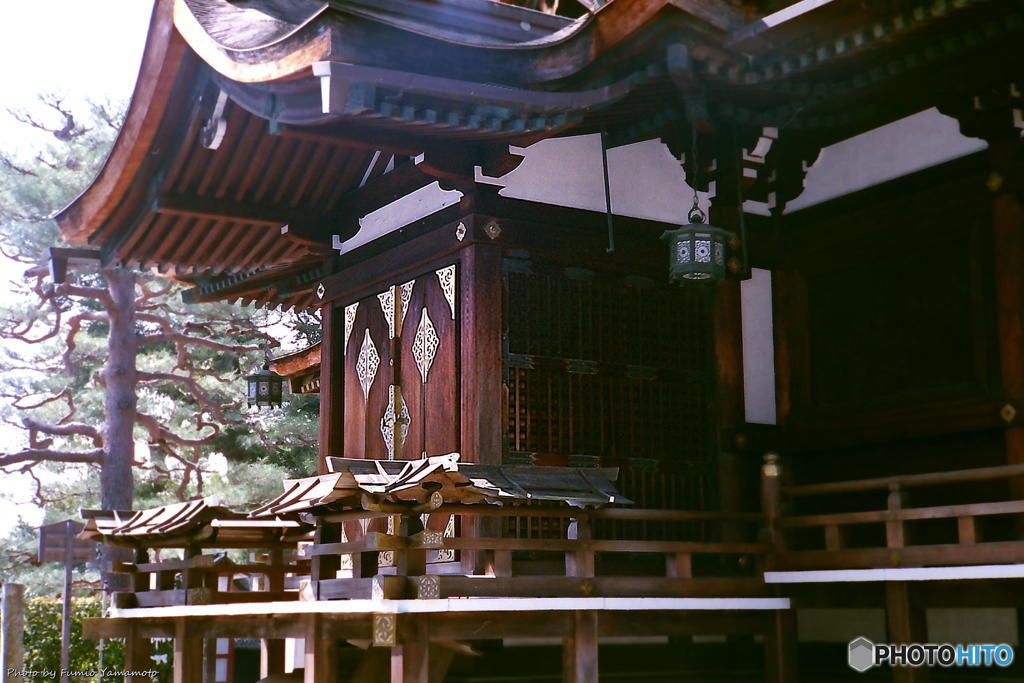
[100,268,137,583]
[101,268,137,511]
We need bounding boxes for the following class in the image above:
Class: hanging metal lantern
[245,365,284,408]
[661,206,734,285]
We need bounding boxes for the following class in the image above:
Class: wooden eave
[54,0,1024,310]
[269,341,322,394]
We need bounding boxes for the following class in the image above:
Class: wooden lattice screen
[503,260,717,535]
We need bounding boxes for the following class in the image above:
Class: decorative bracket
[199,88,230,150]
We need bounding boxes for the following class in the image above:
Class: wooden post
[885,582,929,683]
[59,522,73,683]
[886,484,905,549]
[124,621,152,683]
[989,141,1024,486]
[458,233,504,574]
[563,610,598,683]
[396,515,426,578]
[566,517,595,578]
[761,453,784,554]
[261,549,286,677]
[173,618,203,683]
[458,240,503,466]
[304,615,337,683]
[709,124,747,543]
[764,610,798,683]
[123,547,153,682]
[1,583,25,682]
[311,523,341,599]
[390,614,429,683]
[319,300,346,473]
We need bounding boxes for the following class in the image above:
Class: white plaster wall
[346,108,985,248]
[741,268,776,425]
[786,108,986,212]
[498,134,707,223]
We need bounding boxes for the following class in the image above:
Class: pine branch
[136,371,240,423]
[23,416,103,448]
[136,412,219,447]
[0,448,104,468]
[0,154,38,177]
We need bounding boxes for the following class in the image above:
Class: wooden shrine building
[56,0,1024,681]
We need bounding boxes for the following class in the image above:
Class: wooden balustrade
[762,455,1024,570]
[306,506,769,601]
[112,551,309,608]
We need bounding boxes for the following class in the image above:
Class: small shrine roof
[251,453,629,516]
[80,497,310,547]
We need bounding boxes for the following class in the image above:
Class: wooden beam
[563,610,598,683]
[774,541,1024,570]
[47,247,101,284]
[154,155,434,250]
[599,611,770,637]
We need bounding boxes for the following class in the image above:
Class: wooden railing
[307,505,770,601]
[112,549,308,608]
[762,454,1024,570]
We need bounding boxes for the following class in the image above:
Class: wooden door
[341,264,460,460]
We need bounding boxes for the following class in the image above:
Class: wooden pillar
[885,582,929,683]
[764,610,798,683]
[262,549,286,677]
[458,238,503,466]
[990,145,1024,470]
[304,615,337,683]
[123,621,152,683]
[311,523,341,599]
[709,124,746,540]
[125,547,153,683]
[319,300,346,473]
[1,583,25,683]
[563,610,598,683]
[173,618,203,683]
[396,515,426,578]
[459,237,504,573]
[391,614,429,683]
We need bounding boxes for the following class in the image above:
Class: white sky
[0,0,154,151]
[0,1,154,533]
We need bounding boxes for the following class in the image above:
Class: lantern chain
[688,122,706,224]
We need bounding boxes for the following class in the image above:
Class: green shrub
[24,595,123,677]
[22,595,172,681]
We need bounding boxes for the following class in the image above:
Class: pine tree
[0,95,318,592]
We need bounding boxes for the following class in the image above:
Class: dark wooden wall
[773,152,1008,484]
[319,195,732,518]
